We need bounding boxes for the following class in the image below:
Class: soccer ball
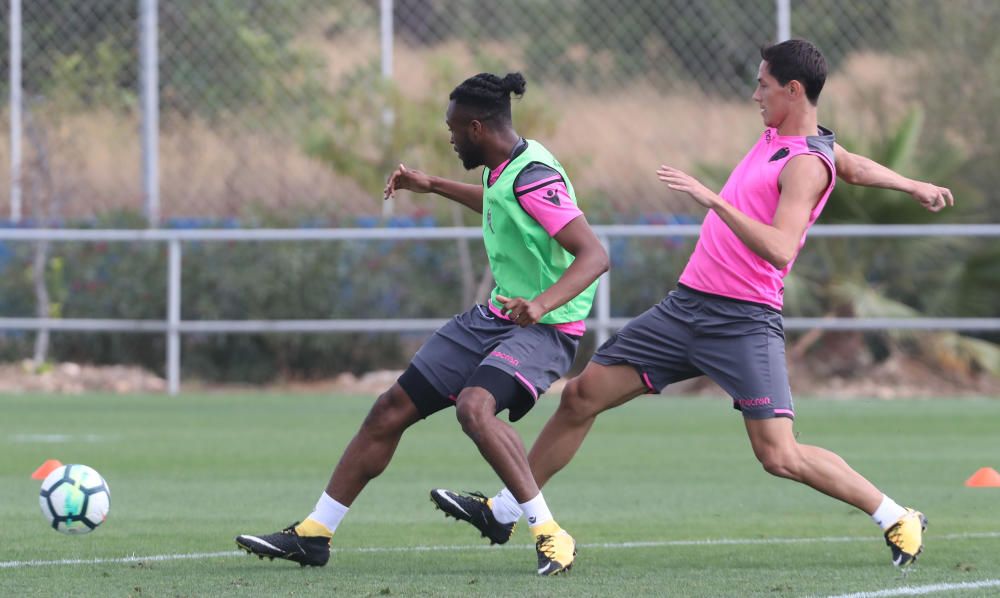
[38,464,111,534]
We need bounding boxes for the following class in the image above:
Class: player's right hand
[656,165,721,210]
[910,181,954,212]
[495,294,546,327]
[384,164,433,200]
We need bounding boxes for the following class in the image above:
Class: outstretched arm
[833,143,954,212]
[383,163,484,213]
[496,215,610,326]
[658,156,828,270]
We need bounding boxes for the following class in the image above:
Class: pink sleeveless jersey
[679,126,836,310]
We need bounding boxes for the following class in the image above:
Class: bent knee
[454,392,494,436]
[756,449,803,479]
[362,385,418,437]
[558,377,606,420]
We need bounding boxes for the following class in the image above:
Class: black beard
[459,149,486,171]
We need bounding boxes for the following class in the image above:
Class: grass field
[2,392,999,597]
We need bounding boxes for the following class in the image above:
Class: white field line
[10,433,113,443]
[824,579,1000,598]
[2,531,999,570]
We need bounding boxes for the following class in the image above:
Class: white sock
[871,495,908,531]
[519,492,553,528]
[490,488,523,524]
[306,492,350,532]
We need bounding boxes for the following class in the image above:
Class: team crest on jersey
[769,147,790,162]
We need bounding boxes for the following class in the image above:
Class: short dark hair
[760,39,827,105]
[449,72,526,124]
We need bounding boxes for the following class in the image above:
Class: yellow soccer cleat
[533,522,576,576]
[884,508,927,568]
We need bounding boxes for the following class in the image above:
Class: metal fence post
[380,0,395,218]
[167,239,181,394]
[9,0,22,223]
[776,0,791,42]
[380,0,394,92]
[595,234,612,347]
[140,0,160,227]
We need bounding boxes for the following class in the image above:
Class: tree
[785,109,999,380]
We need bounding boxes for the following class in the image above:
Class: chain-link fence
[1,0,998,226]
[0,1,997,386]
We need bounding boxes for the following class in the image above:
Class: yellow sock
[529,519,561,538]
[295,518,333,538]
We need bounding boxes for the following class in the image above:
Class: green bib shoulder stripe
[512,162,566,197]
[481,140,598,324]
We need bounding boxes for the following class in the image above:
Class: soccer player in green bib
[236,72,609,576]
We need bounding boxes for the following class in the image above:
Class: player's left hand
[656,165,720,209]
[495,294,546,327]
[910,181,954,212]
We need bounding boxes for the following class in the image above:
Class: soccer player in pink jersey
[433,40,953,569]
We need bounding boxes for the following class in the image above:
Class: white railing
[0,224,998,395]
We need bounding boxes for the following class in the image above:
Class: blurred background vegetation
[0,0,996,385]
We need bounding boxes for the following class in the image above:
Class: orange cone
[31,459,63,480]
[965,467,1000,488]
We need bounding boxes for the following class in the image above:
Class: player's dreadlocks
[449,72,526,124]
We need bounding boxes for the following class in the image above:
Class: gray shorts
[409,304,579,419]
[592,286,794,419]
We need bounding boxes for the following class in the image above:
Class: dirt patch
[791,354,1000,399]
[0,361,166,394]
[341,349,1000,399]
[671,355,999,400]
[265,354,998,399]
[1,354,994,398]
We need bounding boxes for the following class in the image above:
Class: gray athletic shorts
[408,304,579,420]
[591,285,794,419]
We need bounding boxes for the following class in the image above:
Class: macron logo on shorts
[737,397,772,408]
[491,351,520,367]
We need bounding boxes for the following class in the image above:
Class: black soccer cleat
[430,488,516,545]
[235,522,331,567]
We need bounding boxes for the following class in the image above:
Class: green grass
[2,393,999,597]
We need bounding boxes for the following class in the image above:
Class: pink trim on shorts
[487,301,585,336]
[641,371,656,393]
[513,372,539,401]
[774,408,795,417]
